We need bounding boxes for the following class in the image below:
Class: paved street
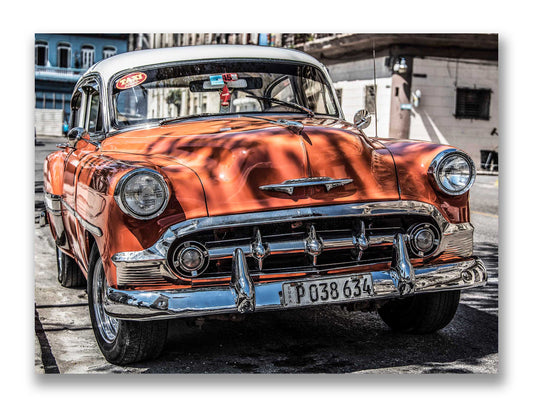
[34,137,498,374]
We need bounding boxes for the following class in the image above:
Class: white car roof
[87,45,327,83]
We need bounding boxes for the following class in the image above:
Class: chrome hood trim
[259,177,353,195]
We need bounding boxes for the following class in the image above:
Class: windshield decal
[210,73,238,86]
[209,75,224,86]
[116,72,147,90]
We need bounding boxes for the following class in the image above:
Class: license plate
[282,274,374,307]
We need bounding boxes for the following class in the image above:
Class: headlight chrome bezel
[429,149,476,196]
[114,168,170,220]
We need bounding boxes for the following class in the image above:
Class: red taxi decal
[115,72,147,90]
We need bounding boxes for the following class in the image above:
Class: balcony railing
[35,65,86,81]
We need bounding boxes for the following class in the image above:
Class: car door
[62,78,103,266]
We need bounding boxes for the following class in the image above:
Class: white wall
[410,57,499,168]
[35,109,63,137]
[334,77,392,138]
[326,56,498,169]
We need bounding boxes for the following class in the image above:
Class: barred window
[455,88,491,120]
[103,46,116,59]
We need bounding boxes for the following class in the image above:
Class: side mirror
[66,127,88,147]
[354,109,371,130]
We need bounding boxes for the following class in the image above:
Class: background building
[292,34,499,171]
[126,33,498,170]
[35,34,128,136]
[35,33,498,171]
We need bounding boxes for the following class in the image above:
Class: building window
[57,42,71,68]
[102,46,116,59]
[455,88,491,120]
[81,45,95,68]
[365,85,376,114]
[35,40,48,66]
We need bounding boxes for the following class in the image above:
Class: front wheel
[377,290,461,334]
[87,248,168,365]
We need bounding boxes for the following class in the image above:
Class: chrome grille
[166,215,434,279]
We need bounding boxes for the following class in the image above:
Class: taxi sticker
[210,73,239,86]
[115,72,147,90]
[222,73,238,82]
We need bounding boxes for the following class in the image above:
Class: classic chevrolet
[42,45,487,365]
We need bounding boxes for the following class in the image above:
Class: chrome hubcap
[92,258,119,343]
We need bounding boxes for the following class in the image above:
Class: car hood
[101,116,400,217]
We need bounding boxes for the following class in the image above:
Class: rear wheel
[377,290,461,334]
[87,247,168,365]
[56,246,85,288]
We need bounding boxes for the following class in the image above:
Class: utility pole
[389,55,413,139]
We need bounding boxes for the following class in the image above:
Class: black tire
[87,246,168,365]
[56,246,85,288]
[377,290,461,334]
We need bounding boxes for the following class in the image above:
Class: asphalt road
[34,137,498,373]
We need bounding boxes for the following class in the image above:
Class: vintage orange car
[42,45,487,365]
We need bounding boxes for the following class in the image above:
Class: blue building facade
[35,34,129,121]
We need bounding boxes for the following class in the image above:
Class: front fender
[377,139,470,224]
[74,152,208,286]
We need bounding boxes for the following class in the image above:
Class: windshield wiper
[160,113,218,126]
[240,91,315,118]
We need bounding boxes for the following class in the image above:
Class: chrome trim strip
[61,199,103,237]
[43,192,69,249]
[259,177,353,195]
[104,257,487,321]
[44,192,62,214]
[205,230,394,262]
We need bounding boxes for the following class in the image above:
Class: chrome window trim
[428,148,477,196]
[113,168,170,220]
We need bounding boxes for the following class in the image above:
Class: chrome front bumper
[104,253,487,321]
[105,200,486,321]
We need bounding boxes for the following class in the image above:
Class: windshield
[111,60,339,129]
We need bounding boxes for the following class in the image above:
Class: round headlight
[429,150,476,196]
[114,169,169,219]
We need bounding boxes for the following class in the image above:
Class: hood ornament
[275,119,304,135]
[259,177,353,196]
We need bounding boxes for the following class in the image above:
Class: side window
[70,90,84,128]
[86,91,102,133]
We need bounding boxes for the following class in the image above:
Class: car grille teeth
[251,228,269,271]
[193,218,409,278]
[352,220,369,261]
[304,225,323,266]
